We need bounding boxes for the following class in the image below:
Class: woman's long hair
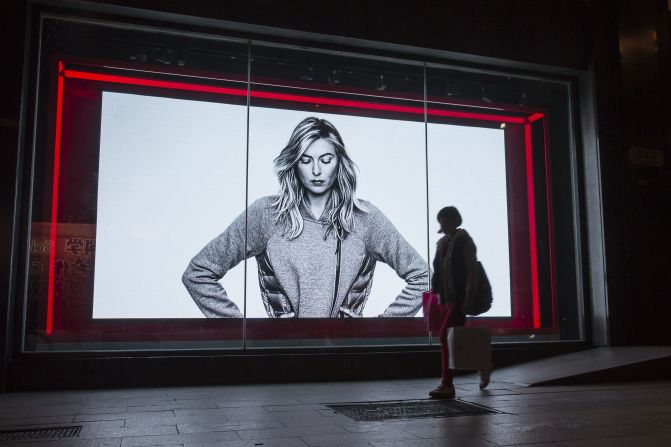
[272,117,366,240]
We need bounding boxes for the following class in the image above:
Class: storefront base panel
[6,343,587,391]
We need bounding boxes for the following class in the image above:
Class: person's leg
[479,366,492,389]
[430,304,456,398]
[439,303,455,385]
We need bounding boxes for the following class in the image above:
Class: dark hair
[437,206,462,232]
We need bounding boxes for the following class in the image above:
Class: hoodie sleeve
[360,203,431,317]
[182,197,274,318]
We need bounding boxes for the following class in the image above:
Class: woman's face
[296,138,339,196]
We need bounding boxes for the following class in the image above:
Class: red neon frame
[62,68,528,124]
[46,62,65,335]
[525,123,541,329]
[46,62,546,335]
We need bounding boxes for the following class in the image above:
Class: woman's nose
[312,163,322,176]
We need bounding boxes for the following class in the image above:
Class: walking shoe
[429,383,456,399]
[479,367,492,389]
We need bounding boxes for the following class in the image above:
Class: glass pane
[24,19,249,351]
[22,18,582,352]
[246,45,430,347]
[426,65,580,341]
[427,123,511,316]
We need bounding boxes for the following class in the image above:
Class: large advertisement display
[93,91,511,319]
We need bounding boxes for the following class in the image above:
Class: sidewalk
[1,375,671,446]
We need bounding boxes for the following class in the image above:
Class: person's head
[273,117,363,240]
[437,206,462,235]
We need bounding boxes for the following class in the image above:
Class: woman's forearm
[183,199,270,318]
[182,259,243,318]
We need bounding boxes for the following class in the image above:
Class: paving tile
[120,431,241,447]
[75,411,175,423]
[172,409,229,419]
[124,416,185,428]
[264,404,327,413]
[299,429,418,447]
[127,401,219,413]
[371,437,495,447]
[0,406,82,419]
[80,424,178,439]
[0,415,76,427]
[124,398,176,407]
[236,424,349,440]
[276,413,353,428]
[76,407,129,416]
[404,422,516,438]
[556,434,671,447]
[216,400,303,408]
[183,440,308,447]
[218,407,277,422]
[482,421,671,446]
[124,411,178,421]
[74,420,126,432]
[340,413,517,432]
[0,438,122,447]
[74,414,131,423]
[176,419,284,433]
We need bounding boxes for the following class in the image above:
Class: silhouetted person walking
[429,206,491,398]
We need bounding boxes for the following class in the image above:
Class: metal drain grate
[0,426,82,442]
[327,399,498,421]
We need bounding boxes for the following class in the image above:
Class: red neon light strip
[527,112,544,123]
[46,65,539,334]
[47,63,65,335]
[541,118,557,328]
[62,69,527,124]
[63,70,249,99]
[525,123,541,329]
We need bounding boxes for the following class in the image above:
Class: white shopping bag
[447,326,492,370]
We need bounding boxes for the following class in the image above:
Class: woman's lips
[311,180,325,185]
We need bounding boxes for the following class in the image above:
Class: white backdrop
[427,124,511,316]
[93,92,246,318]
[93,92,511,318]
[246,109,427,317]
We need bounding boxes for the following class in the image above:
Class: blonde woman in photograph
[183,116,429,318]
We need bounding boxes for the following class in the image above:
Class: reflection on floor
[1,374,671,446]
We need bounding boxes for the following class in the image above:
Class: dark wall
[1,0,669,389]
[585,0,671,346]
[616,0,671,344]
[86,0,591,69]
[0,0,27,392]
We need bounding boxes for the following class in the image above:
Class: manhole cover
[327,399,498,421]
[0,426,82,442]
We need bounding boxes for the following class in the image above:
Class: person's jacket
[431,229,477,305]
[183,196,429,318]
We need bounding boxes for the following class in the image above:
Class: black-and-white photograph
[182,116,429,318]
[92,92,510,319]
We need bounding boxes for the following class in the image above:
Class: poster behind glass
[92,92,511,318]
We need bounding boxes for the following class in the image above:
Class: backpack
[463,261,493,316]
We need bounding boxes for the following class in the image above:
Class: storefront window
[20,17,582,352]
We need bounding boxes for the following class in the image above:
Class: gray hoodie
[182,196,429,318]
